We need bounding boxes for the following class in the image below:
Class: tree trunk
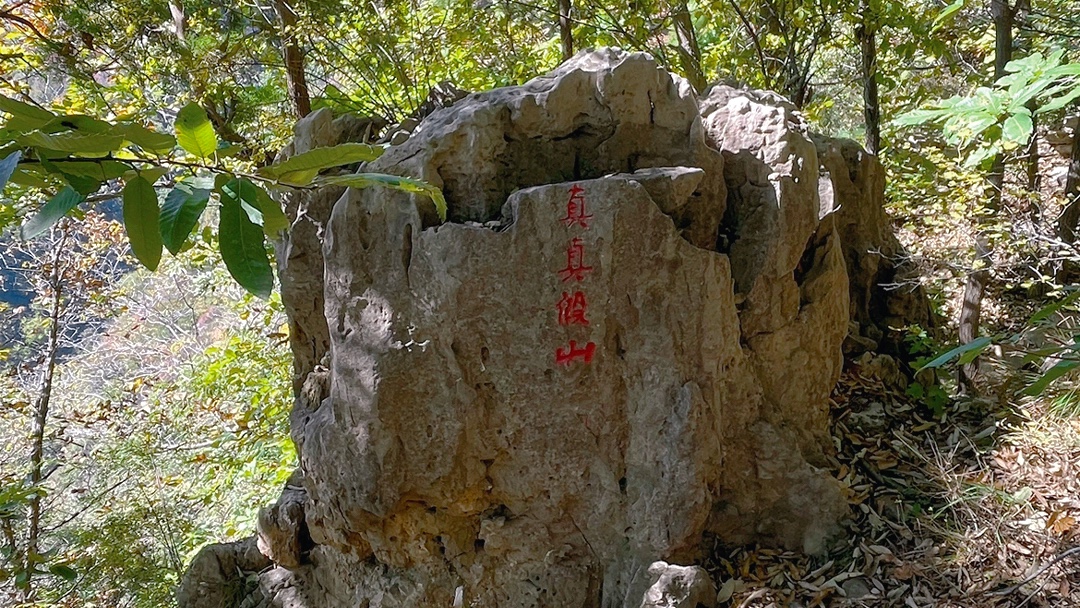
[857,0,879,155]
[673,2,706,94]
[1057,114,1080,246]
[960,0,1013,387]
[1026,100,1039,194]
[21,225,68,602]
[273,0,311,119]
[558,0,573,62]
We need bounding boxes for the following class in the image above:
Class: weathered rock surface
[274,109,384,393]
[640,562,716,608]
[181,48,931,608]
[814,135,935,354]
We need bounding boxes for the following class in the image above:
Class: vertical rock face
[181,48,930,608]
[814,135,936,354]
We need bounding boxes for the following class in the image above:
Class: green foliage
[19,187,83,240]
[1,99,446,297]
[121,176,163,270]
[895,50,1080,168]
[319,173,448,222]
[258,142,386,185]
[159,178,211,254]
[174,103,219,159]
[218,178,274,298]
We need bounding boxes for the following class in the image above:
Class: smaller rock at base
[640,561,717,608]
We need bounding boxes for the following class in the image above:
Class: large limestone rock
[814,135,936,354]
[184,49,884,608]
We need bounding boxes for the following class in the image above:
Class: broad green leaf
[1023,360,1080,396]
[219,177,264,226]
[216,143,243,158]
[42,158,102,195]
[9,166,51,189]
[1040,85,1080,114]
[0,151,20,194]
[1028,290,1080,324]
[160,180,211,254]
[18,130,125,155]
[1005,76,1054,111]
[62,173,101,196]
[254,183,289,237]
[175,103,218,159]
[122,176,162,270]
[1,115,47,136]
[48,565,77,581]
[1001,112,1033,145]
[20,187,84,239]
[122,166,169,185]
[917,336,993,373]
[51,160,130,182]
[0,94,55,129]
[893,108,949,127]
[117,123,177,154]
[932,0,964,31]
[40,114,113,134]
[260,143,386,185]
[317,173,447,222]
[219,178,274,297]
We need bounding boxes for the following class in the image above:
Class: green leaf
[0,150,20,194]
[218,178,274,297]
[253,184,289,237]
[0,94,55,129]
[1001,112,1033,145]
[20,187,84,239]
[917,336,993,373]
[1023,360,1080,396]
[1028,290,1080,324]
[9,166,51,189]
[40,114,113,134]
[317,173,447,222]
[117,123,176,154]
[51,160,130,182]
[122,176,163,270]
[932,0,965,31]
[160,179,211,254]
[260,143,386,185]
[1039,85,1080,114]
[123,166,169,185]
[174,103,218,159]
[48,565,77,581]
[18,130,125,155]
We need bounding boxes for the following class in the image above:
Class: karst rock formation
[178,49,930,608]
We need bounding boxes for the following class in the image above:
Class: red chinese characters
[554,185,597,366]
[557,291,589,326]
[557,237,593,282]
[559,184,593,229]
[556,340,596,365]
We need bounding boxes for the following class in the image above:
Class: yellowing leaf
[174,103,218,159]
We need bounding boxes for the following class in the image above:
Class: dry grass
[705,361,1080,607]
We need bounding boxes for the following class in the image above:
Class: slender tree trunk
[1025,100,1040,194]
[558,0,573,62]
[673,2,706,94]
[960,0,1013,387]
[273,0,311,119]
[1057,114,1080,246]
[857,0,880,155]
[21,225,68,603]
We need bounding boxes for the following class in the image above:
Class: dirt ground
[707,359,1080,607]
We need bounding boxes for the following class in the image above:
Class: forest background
[1,0,1080,606]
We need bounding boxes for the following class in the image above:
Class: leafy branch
[0,97,447,297]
